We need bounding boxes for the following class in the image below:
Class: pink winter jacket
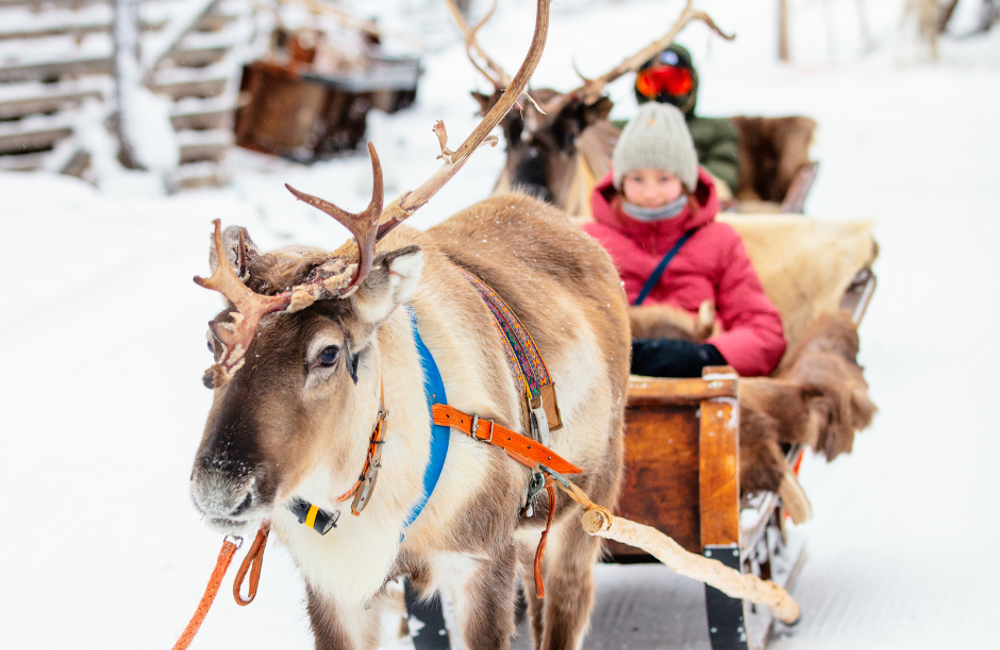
[582,170,787,377]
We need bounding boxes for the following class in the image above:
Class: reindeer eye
[313,345,341,369]
[207,339,214,353]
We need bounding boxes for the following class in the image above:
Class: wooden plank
[167,44,229,68]
[608,405,702,557]
[627,375,737,406]
[170,105,233,130]
[0,125,72,154]
[0,56,111,83]
[699,393,740,548]
[148,76,228,99]
[0,89,102,119]
[0,18,167,42]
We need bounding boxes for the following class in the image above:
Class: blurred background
[0,0,997,649]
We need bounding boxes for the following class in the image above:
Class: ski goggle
[635,65,694,98]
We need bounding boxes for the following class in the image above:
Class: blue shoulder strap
[633,228,697,306]
[402,307,450,529]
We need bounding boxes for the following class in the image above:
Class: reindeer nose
[191,466,256,520]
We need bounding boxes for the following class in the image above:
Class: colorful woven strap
[457,267,553,409]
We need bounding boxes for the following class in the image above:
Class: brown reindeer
[188,2,631,648]
[450,0,733,216]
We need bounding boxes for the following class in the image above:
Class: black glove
[630,338,727,378]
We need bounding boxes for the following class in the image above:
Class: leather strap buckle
[351,441,382,515]
[471,415,496,443]
[529,404,550,446]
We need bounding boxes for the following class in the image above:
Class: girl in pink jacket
[582,102,786,377]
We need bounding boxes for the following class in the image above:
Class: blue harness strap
[402,307,450,529]
[633,228,698,306]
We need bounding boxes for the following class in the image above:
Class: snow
[1,0,998,649]
[121,85,181,173]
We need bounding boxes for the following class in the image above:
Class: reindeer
[449,0,733,217]
[188,2,631,648]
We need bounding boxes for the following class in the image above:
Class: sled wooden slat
[698,370,740,548]
[626,376,737,406]
[610,406,702,557]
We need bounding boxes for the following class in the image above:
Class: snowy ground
[1,0,998,649]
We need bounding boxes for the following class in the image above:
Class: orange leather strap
[171,538,239,650]
[431,404,581,475]
[233,520,270,606]
[336,378,386,515]
[533,479,557,599]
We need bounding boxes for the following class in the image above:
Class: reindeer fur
[191,193,630,650]
[729,116,816,205]
[628,300,717,342]
[721,215,877,366]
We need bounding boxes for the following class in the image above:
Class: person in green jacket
[632,44,740,200]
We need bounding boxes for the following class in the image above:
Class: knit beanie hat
[612,102,698,192]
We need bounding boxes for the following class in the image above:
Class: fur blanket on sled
[739,311,877,492]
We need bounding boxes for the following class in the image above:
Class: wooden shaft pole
[581,509,800,625]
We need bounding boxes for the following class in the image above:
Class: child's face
[621,168,684,208]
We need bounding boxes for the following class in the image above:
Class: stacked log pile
[0,0,253,189]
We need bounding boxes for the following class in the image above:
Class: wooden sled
[610,216,877,650]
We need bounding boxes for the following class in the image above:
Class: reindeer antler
[195,221,295,387]
[445,0,510,90]
[374,0,550,239]
[540,0,734,115]
[285,142,384,291]
[195,0,553,387]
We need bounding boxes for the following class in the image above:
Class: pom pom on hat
[612,102,698,192]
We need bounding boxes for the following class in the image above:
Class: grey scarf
[622,195,688,222]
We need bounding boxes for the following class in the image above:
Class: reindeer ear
[209,226,260,281]
[583,96,614,125]
[471,91,498,116]
[350,245,423,326]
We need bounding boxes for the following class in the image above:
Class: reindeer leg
[535,469,620,650]
[516,548,545,647]
[451,543,520,650]
[306,584,382,650]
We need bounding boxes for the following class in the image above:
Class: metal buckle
[529,404,550,446]
[471,415,495,443]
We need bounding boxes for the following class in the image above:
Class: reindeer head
[472,89,612,205]
[189,148,427,533]
[191,238,423,533]
[189,0,555,535]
